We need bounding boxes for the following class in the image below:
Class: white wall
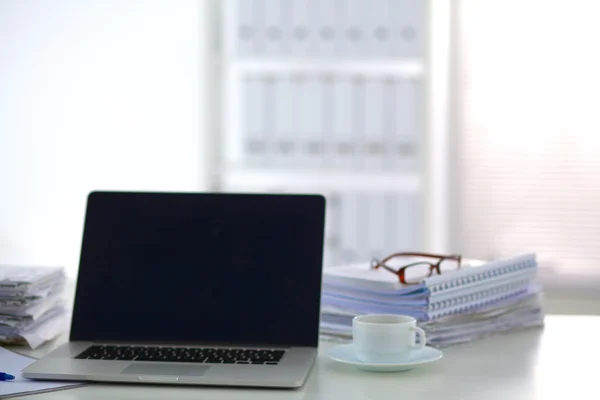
[0,0,212,277]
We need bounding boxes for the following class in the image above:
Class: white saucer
[327,344,443,372]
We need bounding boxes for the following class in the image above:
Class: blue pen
[0,372,15,381]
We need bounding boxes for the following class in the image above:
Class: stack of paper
[0,266,70,349]
[320,253,545,347]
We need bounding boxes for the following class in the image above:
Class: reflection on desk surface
[8,316,600,400]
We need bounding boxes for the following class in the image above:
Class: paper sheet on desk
[19,309,70,349]
[0,267,62,287]
[0,347,84,398]
[319,293,545,346]
[0,307,70,349]
[0,266,66,299]
[0,281,64,300]
[324,258,486,293]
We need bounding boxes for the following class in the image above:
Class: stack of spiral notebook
[0,265,70,349]
[320,253,545,347]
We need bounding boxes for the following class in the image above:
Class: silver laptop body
[24,191,326,388]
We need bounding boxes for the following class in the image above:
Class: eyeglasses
[370,252,462,285]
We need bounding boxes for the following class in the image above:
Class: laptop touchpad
[121,363,210,377]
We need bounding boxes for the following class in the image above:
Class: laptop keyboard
[75,345,286,365]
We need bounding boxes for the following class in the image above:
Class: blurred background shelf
[3,0,600,314]
[222,59,426,77]
[214,0,448,266]
[218,166,422,192]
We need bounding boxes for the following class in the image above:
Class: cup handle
[409,326,426,349]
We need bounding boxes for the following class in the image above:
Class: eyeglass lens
[438,258,460,273]
[403,262,435,284]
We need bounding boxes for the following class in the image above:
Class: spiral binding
[425,254,538,320]
[428,254,537,294]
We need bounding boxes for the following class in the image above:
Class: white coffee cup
[352,314,426,363]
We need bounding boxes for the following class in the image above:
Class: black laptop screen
[70,191,325,347]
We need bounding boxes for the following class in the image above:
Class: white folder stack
[0,266,70,349]
[230,0,425,59]
[238,74,422,172]
[320,253,545,347]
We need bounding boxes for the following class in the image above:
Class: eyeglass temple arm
[372,262,398,275]
[372,259,435,272]
[380,252,461,264]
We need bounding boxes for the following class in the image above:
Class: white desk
[8,315,600,399]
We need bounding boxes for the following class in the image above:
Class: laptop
[23,191,326,388]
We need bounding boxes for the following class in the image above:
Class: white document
[19,308,70,350]
[2,294,62,320]
[0,307,70,349]
[0,347,84,398]
[0,266,61,288]
[0,266,65,296]
[0,285,57,301]
[320,307,544,346]
[324,256,489,293]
